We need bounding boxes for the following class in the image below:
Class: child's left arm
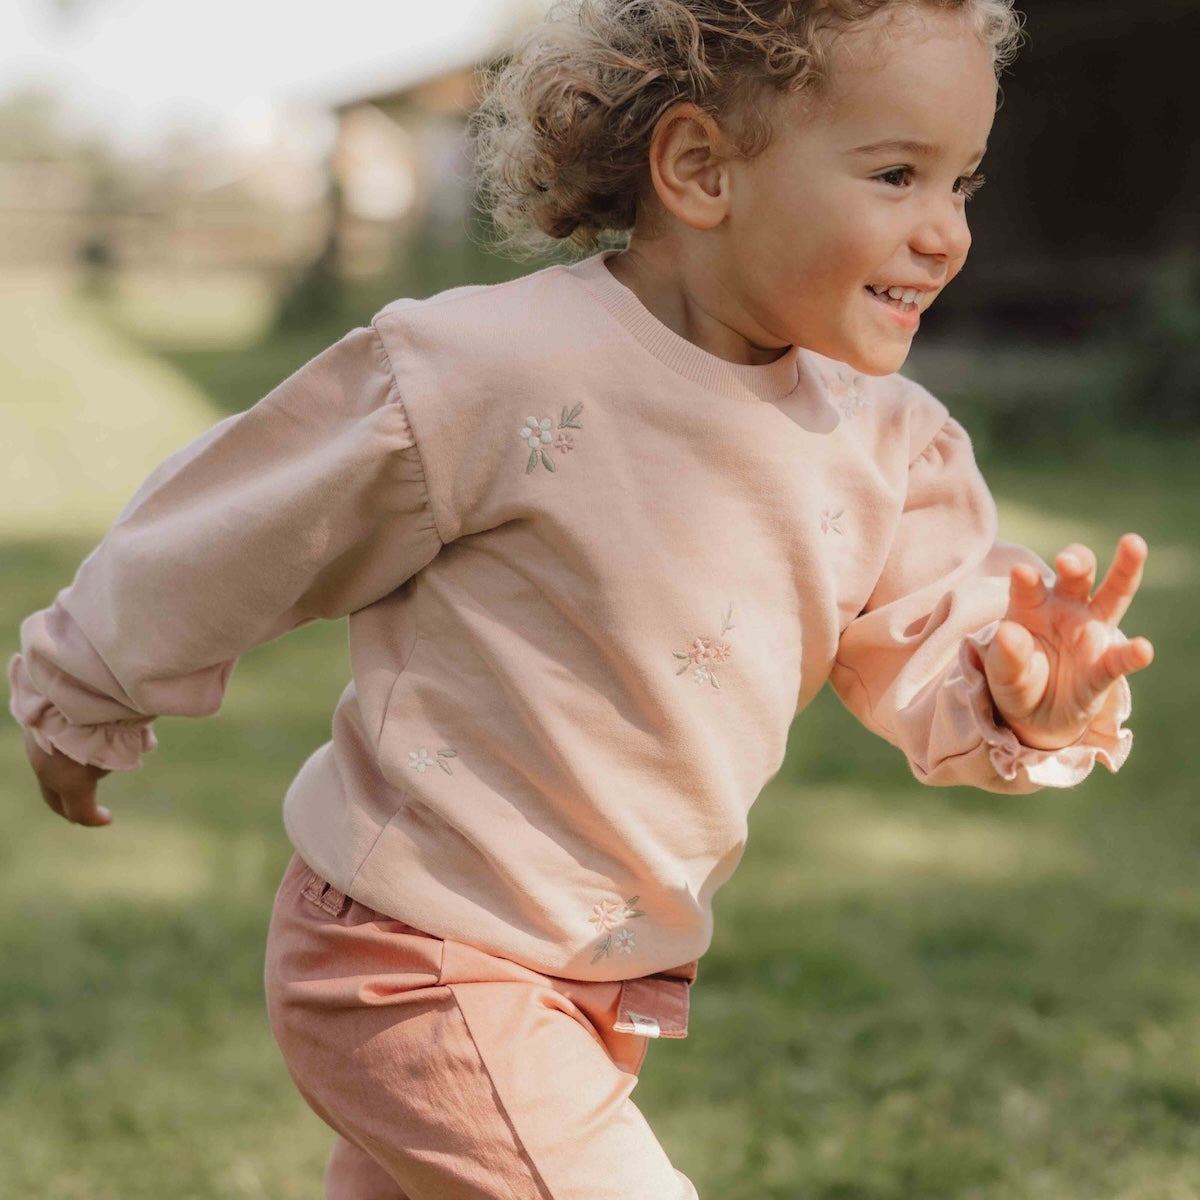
[829,411,1153,793]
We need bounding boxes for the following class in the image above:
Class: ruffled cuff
[956,621,1133,788]
[8,654,157,771]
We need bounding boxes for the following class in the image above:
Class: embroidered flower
[826,367,870,418]
[519,416,552,447]
[673,604,735,688]
[820,505,845,535]
[408,746,458,775]
[589,899,624,932]
[408,748,435,773]
[521,403,584,474]
[590,894,648,962]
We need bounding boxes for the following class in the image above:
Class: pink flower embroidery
[673,604,735,688]
[825,367,870,418]
[554,431,574,452]
[589,899,624,932]
[590,894,648,963]
[820,506,845,535]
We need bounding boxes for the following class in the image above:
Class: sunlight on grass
[0,998,329,1200]
[806,799,1093,884]
[995,496,1108,560]
[0,268,222,541]
[740,785,1093,906]
[102,268,277,349]
[996,497,1196,588]
[1,819,225,904]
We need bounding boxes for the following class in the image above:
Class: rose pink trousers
[263,852,700,1199]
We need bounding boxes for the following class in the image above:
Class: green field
[2,268,1197,1199]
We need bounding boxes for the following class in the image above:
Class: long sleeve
[8,324,442,771]
[830,414,1132,794]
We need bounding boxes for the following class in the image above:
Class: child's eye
[876,166,914,189]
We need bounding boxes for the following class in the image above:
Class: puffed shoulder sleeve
[829,413,1132,793]
[8,324,443,771]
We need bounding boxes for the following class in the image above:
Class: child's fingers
[1090,533,1148,627]
[1007,562,1047,610]
[1092,636,1155,691]
[59,785,112,827]
[38,779,66,819]
[1053,544,1097,604]
[34,755,112,826]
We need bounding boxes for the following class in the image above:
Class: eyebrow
[848,138,988,163]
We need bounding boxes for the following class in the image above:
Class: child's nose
[908,201,972,265]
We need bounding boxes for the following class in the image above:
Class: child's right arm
[9,323,441,825]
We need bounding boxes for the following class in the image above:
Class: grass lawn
[2,267,1198,1199]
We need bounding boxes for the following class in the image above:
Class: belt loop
[301,868,351,917]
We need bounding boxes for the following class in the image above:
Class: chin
[839,346,911,377]
[797,328,914,377]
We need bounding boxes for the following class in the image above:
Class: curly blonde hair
[469,0,1025,258]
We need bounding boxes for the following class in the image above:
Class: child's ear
[646,101,734,231]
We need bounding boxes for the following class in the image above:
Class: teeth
[869,284,927,306]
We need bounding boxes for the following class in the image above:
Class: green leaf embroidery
[591,935,612,964]
[526,448,539,474]
[540,450,556,472]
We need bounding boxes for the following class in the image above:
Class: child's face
[720,7,997,375]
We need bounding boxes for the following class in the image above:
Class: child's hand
[982,533,1154,752]
[22,727,113,826]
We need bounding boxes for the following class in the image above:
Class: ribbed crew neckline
[567,250,803,404]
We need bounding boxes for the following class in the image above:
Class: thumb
[984,620,1047,718]
[58,770,113,827]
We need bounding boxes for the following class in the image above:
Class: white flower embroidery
[408,746,458,775]
[520,404,584,474]
[615,928,636,954]
[519,416,553,447]
[820,506,845,535]
[408,748,435,772]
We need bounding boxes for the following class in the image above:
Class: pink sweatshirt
[9,249,1132,985]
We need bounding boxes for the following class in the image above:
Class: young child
[10,0,1154,1196]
